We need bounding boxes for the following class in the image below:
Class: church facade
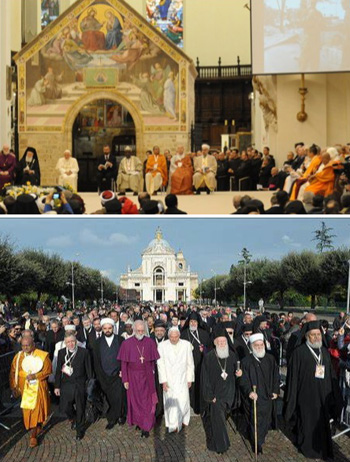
[14,0,196,186]
[120,228,198,303]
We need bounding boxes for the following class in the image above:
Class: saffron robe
[170,155,193,195]
[305,162,335,197]
[10,349,52,430]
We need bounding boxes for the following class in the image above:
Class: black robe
[55,347,92,433]
[201,349,238,453]
[284,343,343,460]
[240,353,280,450]
[15,149,41,186]
[233,335,251,361]
[92,335,126,424]
[180,327,211,414]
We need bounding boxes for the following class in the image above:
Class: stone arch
[63,89,145,159]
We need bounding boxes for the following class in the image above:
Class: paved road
[0,412,349,462]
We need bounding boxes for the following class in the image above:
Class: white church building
[120,228,198,303]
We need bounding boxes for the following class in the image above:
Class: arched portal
[64,90,145,191]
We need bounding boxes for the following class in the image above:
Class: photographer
[43,190,74,214]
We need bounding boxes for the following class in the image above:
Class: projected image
[146,0,183,48]
[253,0,350,74]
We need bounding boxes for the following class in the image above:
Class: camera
[53,193,60,200]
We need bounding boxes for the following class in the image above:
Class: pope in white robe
[56,150,79,191]
[157,328,194,433]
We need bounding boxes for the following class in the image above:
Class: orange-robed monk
[305,152,335,197]
[145,145,168,195]
[10,336,52,448]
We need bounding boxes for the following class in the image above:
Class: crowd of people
[1,301,349,459]
[1,141,350,214]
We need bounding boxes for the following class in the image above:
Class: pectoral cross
[140,356,144,364]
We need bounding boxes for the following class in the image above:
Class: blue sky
[1,217,350,282]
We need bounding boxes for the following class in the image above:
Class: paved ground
[0,410,349,462]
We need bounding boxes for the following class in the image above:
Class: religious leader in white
[116,146,143,195]
[193,144,217,194]
[157,327,195,433]
[56,149,79,190]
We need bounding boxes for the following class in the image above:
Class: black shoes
[195,189,200,195]
[105,422,115,430]
[117,417,126,425]
[118,191,126,196]
[141,430,149,438]
[70,420,76,430]
[133,192,138,196]
[76,432,84,441]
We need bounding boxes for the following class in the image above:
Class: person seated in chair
[193,144,217,194]
[145,146,167,196]
[56,150,79,191]
[16,147,41,186]
[216,151,229,191]
[97,145,117,192]
[116,146,143,196]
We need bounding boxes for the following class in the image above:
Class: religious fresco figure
[44,67,63,100]
[27,77,48,106]
[80,8,106,51]
[163,72,177,119]
[105,10,123,50]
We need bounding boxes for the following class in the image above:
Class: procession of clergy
[9,308,344,459]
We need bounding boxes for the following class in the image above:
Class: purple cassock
[0,153,16,189]
[117,336,160,432]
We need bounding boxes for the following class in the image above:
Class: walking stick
[253,385,258,461]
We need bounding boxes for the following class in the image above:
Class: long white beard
[216,345,229,359]
[252,346,266,359]
[135,334,144,341]
[306,339,322,349]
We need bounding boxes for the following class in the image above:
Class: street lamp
[347,260,350,315]
[66,253,79,310]
[98,273,104,305]
[211,269,217,306]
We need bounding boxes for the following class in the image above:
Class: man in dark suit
[265,190,289,215]
[87,317,103,351]
[55,333,92,440]
[291,143,305,171]
[45,320,64,360]
[97,145,118,192]
[233,323,253,361]
[164,194,187,214]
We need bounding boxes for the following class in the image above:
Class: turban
[249,333,264,344]
[101,318,115,327]
[64,325,76,331]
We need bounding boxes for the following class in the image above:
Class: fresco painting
[146,0,183,48]
[24,0,184,129]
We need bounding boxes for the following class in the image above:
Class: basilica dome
[142,228,175,255]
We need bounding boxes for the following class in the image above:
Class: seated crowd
[0,300,348,459]
[1,141,350,214]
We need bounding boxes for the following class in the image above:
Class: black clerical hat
[154,320,166,329]
[213,326,227,339]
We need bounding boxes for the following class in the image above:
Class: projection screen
[251,0,350,75]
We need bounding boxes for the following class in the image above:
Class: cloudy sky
[1,217,349,282]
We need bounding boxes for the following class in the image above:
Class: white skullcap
[101,317,115,327]
[168,327,180,335]
[249,333,264,344]
[125,318,134,326]
[64,325,76,331]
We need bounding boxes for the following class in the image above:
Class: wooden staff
[253,385,258,461]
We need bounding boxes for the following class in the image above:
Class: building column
[0,0,12,148]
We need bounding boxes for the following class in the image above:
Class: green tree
[312,221,336,253]
[281,251,324,309]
